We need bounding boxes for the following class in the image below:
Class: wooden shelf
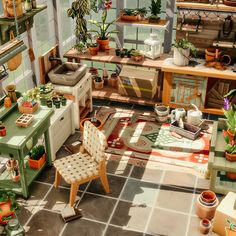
[115,17,169,30]
[92,85,157,106]
[64,48,168,69]
[176,2,236,13]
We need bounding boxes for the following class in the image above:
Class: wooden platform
[92,86,157,106]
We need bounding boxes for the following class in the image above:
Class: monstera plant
[67,0,90,47]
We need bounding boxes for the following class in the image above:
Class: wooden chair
[53,121,110,207]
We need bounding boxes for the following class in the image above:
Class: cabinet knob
[60,117,64,121]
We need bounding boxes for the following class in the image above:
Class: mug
[187,109,202,126]
[171,108,186,123]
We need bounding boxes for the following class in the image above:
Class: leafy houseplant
[94,76,104,90]
[172,38,197,66]
[136,7,148,20]
[89,0,118,51]
[87,33,99,56]
[224,89,236,142]
[149,0,161,23]
[0,191,19,225]
[28,145,46,169]
[67,0,90,44]
[120,8,139,21]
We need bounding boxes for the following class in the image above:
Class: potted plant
[61,96,67,106]
[28,145,46,169]
[130,50,144,62]
[172,38,197,66]
[109,73,119,87]
[136,7,148,20]
[0,121,6,137]
[67,0,90,44]
[87,33,99,56]
[226,220,236,236]
[120,8,139,21]
[0,191,19,225]
[94,76,104,90]
[46,99,53,108]
[74,42,87,54]
[89,0,118,51]
[115,48,121,56]
[148,0,161,23]
[223,89,236,142]
[11,167,20,183]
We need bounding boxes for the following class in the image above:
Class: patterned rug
[97,106,213,171]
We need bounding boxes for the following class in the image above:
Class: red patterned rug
[97,107,213,170]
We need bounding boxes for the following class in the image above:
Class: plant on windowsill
[172,38,197,66]
[130,50,144,62]
[28,145,46,169]
[0,191,19,225]
[94,76,104,90]
[225,219,236,236]
[67,0,90,51]
[87,33,99,56]
[223,89,236,142]
[120,8,139,21]
[148,0,161,23]
[89,0,118,51]
[136,7,148,21]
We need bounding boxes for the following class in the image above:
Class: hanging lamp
[0,0,27,68]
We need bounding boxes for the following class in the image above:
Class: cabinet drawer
[77,77,91,95]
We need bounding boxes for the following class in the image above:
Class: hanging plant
[67,0,91,44]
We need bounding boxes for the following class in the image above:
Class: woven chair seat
[54,152,99,184]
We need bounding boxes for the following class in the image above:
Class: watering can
[187,104,203,126]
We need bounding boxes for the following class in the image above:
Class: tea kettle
[187,104,202,126]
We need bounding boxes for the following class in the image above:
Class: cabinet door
[170,74,207,108]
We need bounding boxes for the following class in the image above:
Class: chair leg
[54,170,61,189]
[100,172,110,193]
[69,183,79,207]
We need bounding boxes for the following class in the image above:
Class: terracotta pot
[109,73,118,87]
[199,219,212,234]
[94,80,104,90]
[226,172,236,180]
[227,129,236,143]
[28,153,46,169]
[226,152,236,162]
[0,126,6,137]
[11,173,20,182]
[89,46,99,56]
[120,14,138,21]
[96,38,110,51]
[195,195,218,220]
[0,201,15,225]
[200,190,216,204]
[131,55,144,62]
[2,0,23,18]
[205,48,222,63]
[225,227,236,236]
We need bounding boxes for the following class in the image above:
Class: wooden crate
[18,103,39,114]
[170,74,207,108]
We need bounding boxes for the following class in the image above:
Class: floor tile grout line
[24,184,54,229]
[143,170,166,236]
[184,176,198,236]
[101,165,134,236]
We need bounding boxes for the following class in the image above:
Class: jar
[5,218,25,236]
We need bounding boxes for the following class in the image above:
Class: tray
[170,120,201,140]
[15,114,34,128]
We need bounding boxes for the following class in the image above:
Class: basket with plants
[28,145,46,169]
[130,50,144,62]
[120,8,139,21]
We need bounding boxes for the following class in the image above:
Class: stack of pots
[196,190,219,220]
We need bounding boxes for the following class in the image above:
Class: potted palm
[89,0,118,51]
[223,89,236,142]
[0,191,19,225]
[28,145,46,169]
[148,0,161,23]
[172,38,197,66]
[67,0,90,45]
[225,220,236,236]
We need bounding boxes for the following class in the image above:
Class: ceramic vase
[173,48,190,66]
[199,219,212,234]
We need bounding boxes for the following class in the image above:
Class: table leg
[162,72,172,105]
[44,128,52,166]
[18,150,29,198]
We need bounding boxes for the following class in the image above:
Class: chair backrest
[83,121,107,162]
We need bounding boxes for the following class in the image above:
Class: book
[61,207,83,223]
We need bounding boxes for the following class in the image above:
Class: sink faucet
[49,56,62,65]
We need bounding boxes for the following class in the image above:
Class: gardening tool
[26,21,35,62]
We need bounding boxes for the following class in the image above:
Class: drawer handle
[60,117,64,121]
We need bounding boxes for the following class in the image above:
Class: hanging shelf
[0,5,47,45]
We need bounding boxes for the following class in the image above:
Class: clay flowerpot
[89,46,99,56]
[131,55,144,62]
[226,152,236,162]
[227,129,236,143]
[0,125,6,136]
[2,0,23,18]
[96,38,110,51]
[120,14,138,21]
[195,194,218,220]
[94,80,104,90]
[28,153,46,169]
[205,48,222,63]
[200,190,216,204]
[109,73,118,88]
[11,170,20,183]
[199,219,212,234]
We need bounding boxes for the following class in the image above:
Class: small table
[0,105,53,198]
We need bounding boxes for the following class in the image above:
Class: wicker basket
[18,103,39,114]
[28,154,46,169]
[170,120,201,140]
